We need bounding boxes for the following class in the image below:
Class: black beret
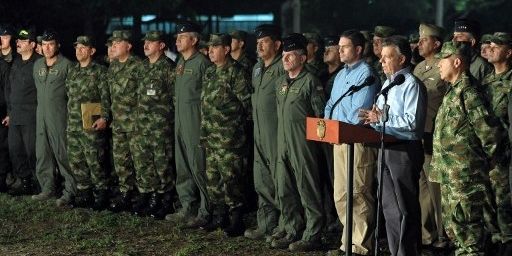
[176,21,202,34]
[282,33,308,53]
[254,24,281,40]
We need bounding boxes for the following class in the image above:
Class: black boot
[109,191,133,213]
[132,192,151,216]
[150,192,175,220]
[92,189,109,211]
[223,207,245,237]
[74,188,94,208]
[200,214,229,232]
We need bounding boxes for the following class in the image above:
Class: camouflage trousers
[67,130,110,190]
[112,131,136,193]
[484,165,512,243]
[132,131,175,194]
[205,146,244,211]
[440,169,491,256]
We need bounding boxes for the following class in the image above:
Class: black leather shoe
[223,208,245,237]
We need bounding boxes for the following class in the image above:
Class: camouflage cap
[73,35,95,47]
[142,30,164,41]
[489,32,512,46]
[303,32,322,45]
[480,33,493,44]
[230,30,248,41]
[41,29,59,42]
[254,24,281,39]
[207,33,231,46]
[36,35,43,44]
[198,40,208,50]
[435,41,471,59]
[111,30,132,42]
[408,33,419,44]
[419,23,444,38]
[282,33,308,53]
[0,24,14,36]
[17,29,36,41]
[323,35,339,47]
[176,21,202,34]
[374,26,396,38]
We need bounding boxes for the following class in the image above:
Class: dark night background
[0,0,510,58]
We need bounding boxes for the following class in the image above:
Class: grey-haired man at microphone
[359,35,426,256]
[324,29,380,256]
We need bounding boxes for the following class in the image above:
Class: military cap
[142,30,164,41]
[207,33,231,47]
[419,23,444,39]
[73,35,95,47]
[254,24,281,39]
[480,33,493,44]
[110,30,132,42]
[230,30,248,41]
[17,29,36,41]
[282,33,308,53]
[489,32,512,46]
[408,33,419,44]
[435,41,471,59]
[0,24,14,36]
[360,30,373,41]
[374,26,396,38]
[303,32,322,45]
[454,18,480,36]
[36,35,43,44]
[198,40,208,50]
[176,21,202,34]
[41,29,59,42]
[323,35,339,47]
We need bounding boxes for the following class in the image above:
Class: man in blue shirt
[360,35,426,256]
[325,30,380,256]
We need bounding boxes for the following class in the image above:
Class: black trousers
[380,140,423,256]
[8,124,36,179]
[0,123,11,177]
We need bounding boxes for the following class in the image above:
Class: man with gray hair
[360,35,426,256]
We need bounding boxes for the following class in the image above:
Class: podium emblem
[316,119,326,139]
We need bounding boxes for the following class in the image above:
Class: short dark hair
[383,35,412,66]
[340,29,366,54]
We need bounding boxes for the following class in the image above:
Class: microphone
[347,76,376,96]
[376,74,405,98]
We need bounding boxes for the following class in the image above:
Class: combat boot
[147,192,162,216]
[223,207,245,237]
[132,192,151,216]
[92,189,109,211]
[74,188,94,208]
[109,191,133,212]
[150,192,175,220]
[200,214,228,232]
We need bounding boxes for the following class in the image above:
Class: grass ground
[0,193,328,256]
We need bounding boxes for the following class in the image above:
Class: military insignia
[316,119,326,139]
[254,67,261,78]
[280,85,288,95]
[49,69,59,75]
[176,65,184,75]
[147,83,156,95]
[38,68,46,76]
[184,68,193,75]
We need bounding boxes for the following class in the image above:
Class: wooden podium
[306,117,396,256]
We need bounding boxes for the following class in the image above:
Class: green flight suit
[33,54,76,200]
[275,69,326,242]
[174,51,212,218]
[481,69,512,244]
[251,54,285,233]
[469,51,493,82]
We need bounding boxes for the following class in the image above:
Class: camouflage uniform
[108,55,143,193]
[481,69,512,243]
[429,73,503,255]
[275,69,326,242]
[132,55,175,193]
[200,58,251,211]
[65,62,111,191]
[234,52,255,75]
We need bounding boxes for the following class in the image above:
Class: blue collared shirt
[324,60,379,124]
[372,67,426,140]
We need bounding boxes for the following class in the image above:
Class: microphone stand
[374,93,390,256]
